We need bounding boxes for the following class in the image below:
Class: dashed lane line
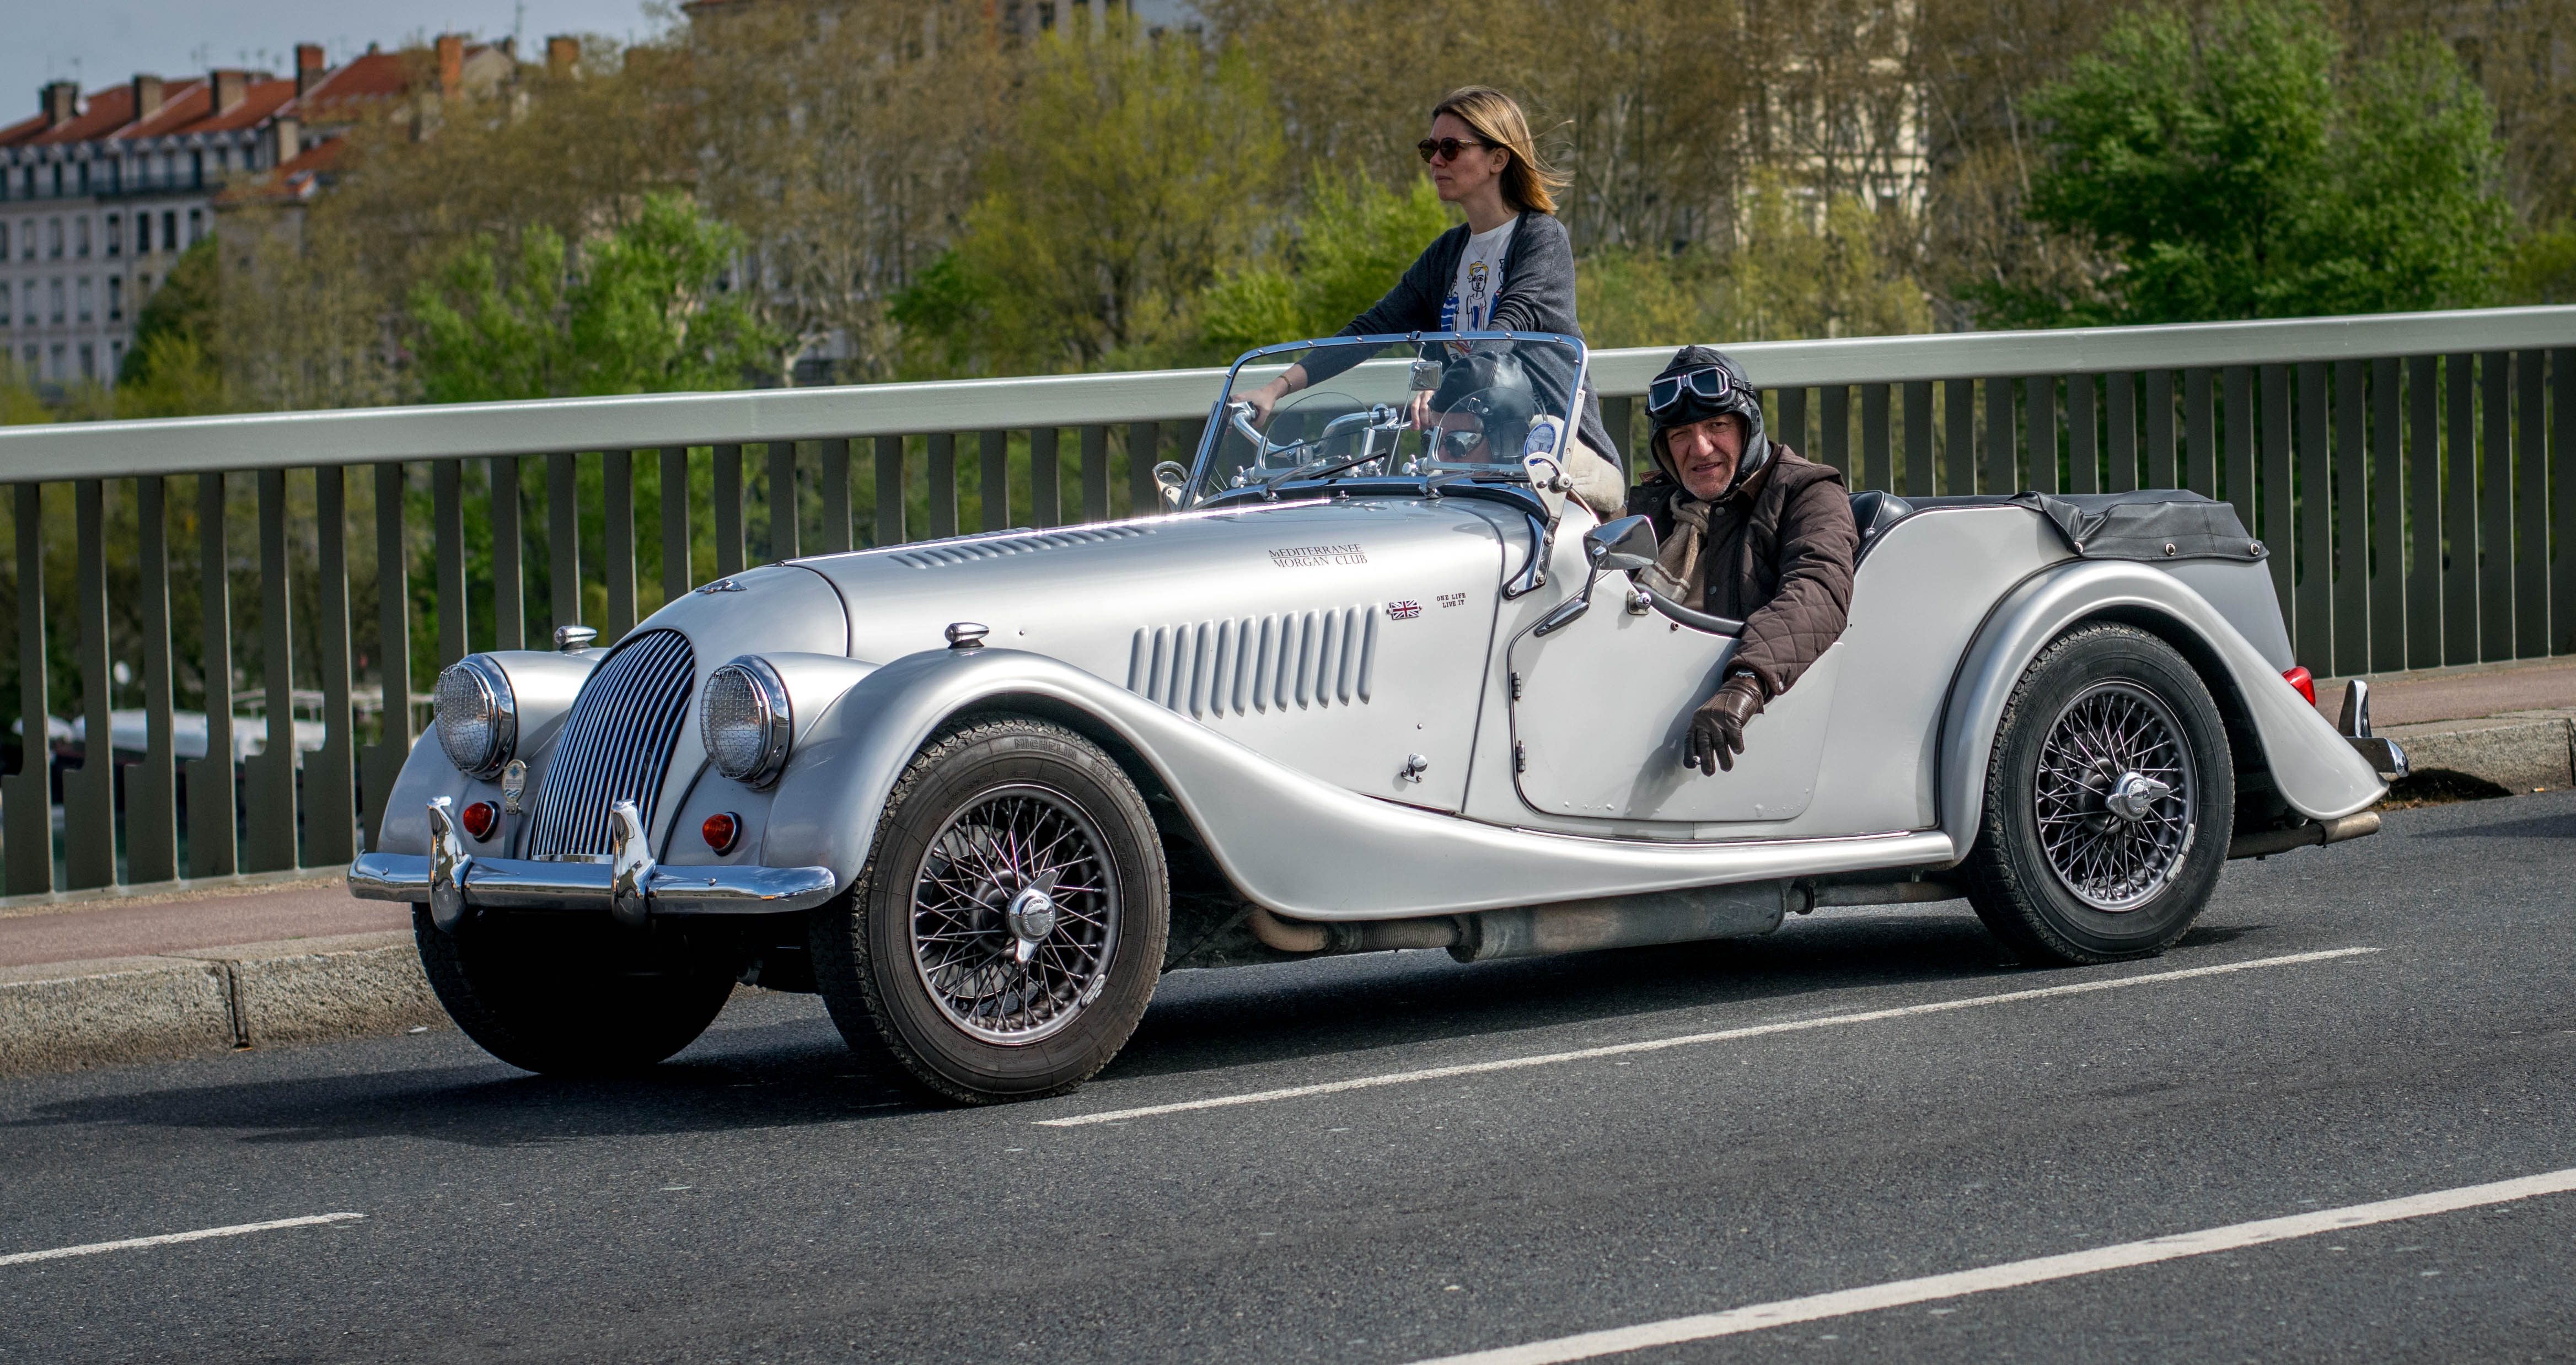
[0,1213,366,1268]
[1036,947,2380,1127]
[1403,1165,2576,1364]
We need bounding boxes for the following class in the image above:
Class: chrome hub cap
[910,785,1117,1045]
[2034,682,2198,911]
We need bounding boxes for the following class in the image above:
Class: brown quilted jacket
[1625,445,1858,701]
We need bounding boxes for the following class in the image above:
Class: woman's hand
[1406,390,1435,431]
[1236,371,1298,426]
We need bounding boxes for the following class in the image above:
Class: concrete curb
[2384,714,2576,793]
[0,929,444,1077]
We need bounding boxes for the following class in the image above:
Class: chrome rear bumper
[348,797,838,931]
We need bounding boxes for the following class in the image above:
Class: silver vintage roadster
[351,332,2398,1104]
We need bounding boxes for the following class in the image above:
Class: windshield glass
[1190,332,1587,503]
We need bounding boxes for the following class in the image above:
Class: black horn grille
[524,628,696,858]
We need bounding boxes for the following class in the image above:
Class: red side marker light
[2282,665,2316,707]
[459,800,499,841]
[702,812,741,854]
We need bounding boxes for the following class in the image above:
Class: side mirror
[1585,515,1659,573]
[1152,460,1191,511]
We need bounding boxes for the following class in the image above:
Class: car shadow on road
[3,910,2271,1149]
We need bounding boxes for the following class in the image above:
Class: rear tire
[1961,622,2233,965]
[414,907,737,1075]
[811,716,1168,1106]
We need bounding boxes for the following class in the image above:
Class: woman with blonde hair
[1237,85,1624,515]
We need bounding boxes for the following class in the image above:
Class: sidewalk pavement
[6,653,2572,1079]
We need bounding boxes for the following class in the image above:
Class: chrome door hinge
[1512,741,1526,773]
[1509,671,1522,701]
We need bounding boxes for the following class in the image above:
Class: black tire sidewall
[414,906,737,1075]
[825,718,1168,1104]
[1972,625,2234,962]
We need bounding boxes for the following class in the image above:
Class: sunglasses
[1416,136,1495,164]
[1646,364,1736,415]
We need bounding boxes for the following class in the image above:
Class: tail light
[2283,666,2316,707]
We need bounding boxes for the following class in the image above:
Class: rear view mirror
[1585,515,1660,573]
[1410,359,1443,391]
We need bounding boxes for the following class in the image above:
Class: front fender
[1938,560,2384,849]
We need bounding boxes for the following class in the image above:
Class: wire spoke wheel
[2032,681,2199,911]
[908,783,1120,1047]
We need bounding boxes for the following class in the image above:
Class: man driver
[1627,346,1859,775]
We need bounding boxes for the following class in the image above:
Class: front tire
[1961,622,2234,965]
[812,716,1169,1105]
[414,907,738,1074]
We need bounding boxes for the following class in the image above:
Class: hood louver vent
[887,525,1153,569]
[1126,606,1378,719]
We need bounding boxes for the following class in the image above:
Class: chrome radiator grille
[524,629,696,858]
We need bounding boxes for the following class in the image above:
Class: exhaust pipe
[2227,810,2381,859]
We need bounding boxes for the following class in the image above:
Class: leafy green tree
[1996,0,2510,325]
[408,192,776,402]
[112,237,227,416]
[1200,173,1450,352]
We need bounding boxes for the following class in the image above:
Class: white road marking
[1403,1166,2576,1365]
[0,1213,365,1269]
[1039,947,2379,1127]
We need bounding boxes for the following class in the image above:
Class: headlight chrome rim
[702,657,793,787]
[433,655,518,779]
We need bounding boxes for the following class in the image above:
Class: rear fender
[1938,560,2383,849]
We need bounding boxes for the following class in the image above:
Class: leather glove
[1686,673,1766,776]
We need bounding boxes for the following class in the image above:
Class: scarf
[1640,493,1712,608]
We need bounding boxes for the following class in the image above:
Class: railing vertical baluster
[2442,355,2477,664]
[2224,367,2256,546]
[2332,360,2368,676]
[1601,396,1633,480]
[2067,374,2099,495]
[242,469,298,872]
[874,436,905,546]
[1821,385,1852,483]
[1982,377,2015,494]
[981,429,1012,531]
[714,444,745,578]
[927,433,958,538]
[2294,362,2332,670]
[659,447,691,601]
[1775,388,1807,458]
[2480,353,2513,661]
[2261,365,2295,625]
[1029,428,1060,529]
[2107,372,2137,493]
[187,474,234,879]
[818,439,851,552]
[1128,423,1158,516]
[547,453,579,632]
[311,466,356,868]
[2185,369,2215,498]
[2555,349,2575,657]
[1860,384,1890,493]
[2370,359,2406,675]
[1080,426,1108,524]
[433,460,465,667]
[2025,377,2057,495]
[491,456,522,651]
[130,476,176,884]
[1902,381,1933,499]
[365,463,411,852]
[65,481,115,889]
[768,441,801,562]
[6,485,51,894]
[2146,370,2176,489]
[1941,379,1971,495]
[603,452,635,639]
[2405,358,2443,669]
[2515,351,2548,658]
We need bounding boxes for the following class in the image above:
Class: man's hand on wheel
[1686,673,1766,775]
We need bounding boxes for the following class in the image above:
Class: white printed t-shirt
[1439,217,1518,345]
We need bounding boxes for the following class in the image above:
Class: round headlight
[434,655,517,778]
[702,658,792,786]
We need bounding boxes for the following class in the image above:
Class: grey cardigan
[1305,209,1620,469]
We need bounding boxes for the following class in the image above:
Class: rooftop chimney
[211,68,249,114]
[436,34,465,99]
[130,74,165,121]
[295,44,326,99]
[546,35,580,76]
[40,80,79,127]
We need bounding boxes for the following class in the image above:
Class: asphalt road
[4,791,2572,1364]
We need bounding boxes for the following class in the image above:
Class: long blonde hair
[1431,86,1567,216]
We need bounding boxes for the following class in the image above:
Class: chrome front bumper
[348,798,839,931]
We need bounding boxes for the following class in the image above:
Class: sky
[6,0,669,117]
